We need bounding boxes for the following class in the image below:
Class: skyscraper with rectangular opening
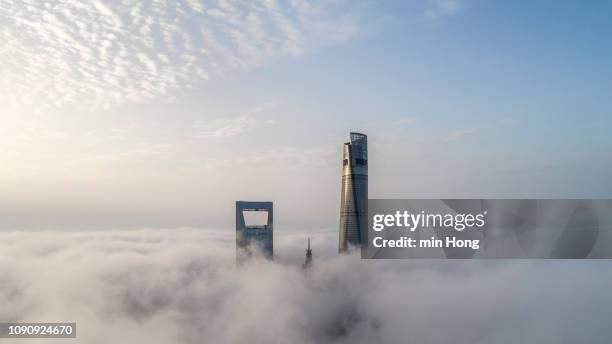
[236,201,273,259]
[339,132,367,253]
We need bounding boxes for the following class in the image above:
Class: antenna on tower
[303,237,313,269]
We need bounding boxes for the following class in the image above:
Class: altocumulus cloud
[0,0,369,113]
[1,229,612,343]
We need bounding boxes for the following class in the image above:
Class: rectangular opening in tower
[242,210,269,227]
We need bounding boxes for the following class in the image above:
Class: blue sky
[0,0,611,230]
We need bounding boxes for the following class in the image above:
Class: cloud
[0,229,611,344]
[423,0,464,19]
[392,117,416,126]
[198,145,336,170]
[0,0,370,113]
[448,128,478,141]
[194,102,277,138]
[497,118,519,127]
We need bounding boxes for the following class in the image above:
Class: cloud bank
[0,0,369,112]
[1,229,611,344]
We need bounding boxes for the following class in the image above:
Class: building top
[236,201,273,210]
[349,132,367,142]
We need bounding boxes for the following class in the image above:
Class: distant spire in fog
[303,237,313,269]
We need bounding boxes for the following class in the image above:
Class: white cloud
[393,117,416,126]
[424,0,464,19]
[199,145,336,170]
[0,229,611,343]
[448,128,478,141]
[0,0,369,113]
[194,102,278,138]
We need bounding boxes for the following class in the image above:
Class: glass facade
[236,201,273,259]
[339,132,368,253]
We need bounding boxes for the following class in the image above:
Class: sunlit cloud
[0,0,369,113]
[194,102,278,138]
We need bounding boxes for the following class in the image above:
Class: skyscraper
[236,201,273,259]
[338,132,368,253]
[302,237,313,269]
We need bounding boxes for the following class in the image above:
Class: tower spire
[303,237,313,269]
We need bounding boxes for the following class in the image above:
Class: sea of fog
[1,229,611,344]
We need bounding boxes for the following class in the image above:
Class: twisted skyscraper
[339,132,368,253]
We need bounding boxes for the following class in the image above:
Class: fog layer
[1,229,611,344]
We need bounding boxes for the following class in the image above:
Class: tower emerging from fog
[339,132,368,253]
[236,201,273,259]
[302,237,313,269]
